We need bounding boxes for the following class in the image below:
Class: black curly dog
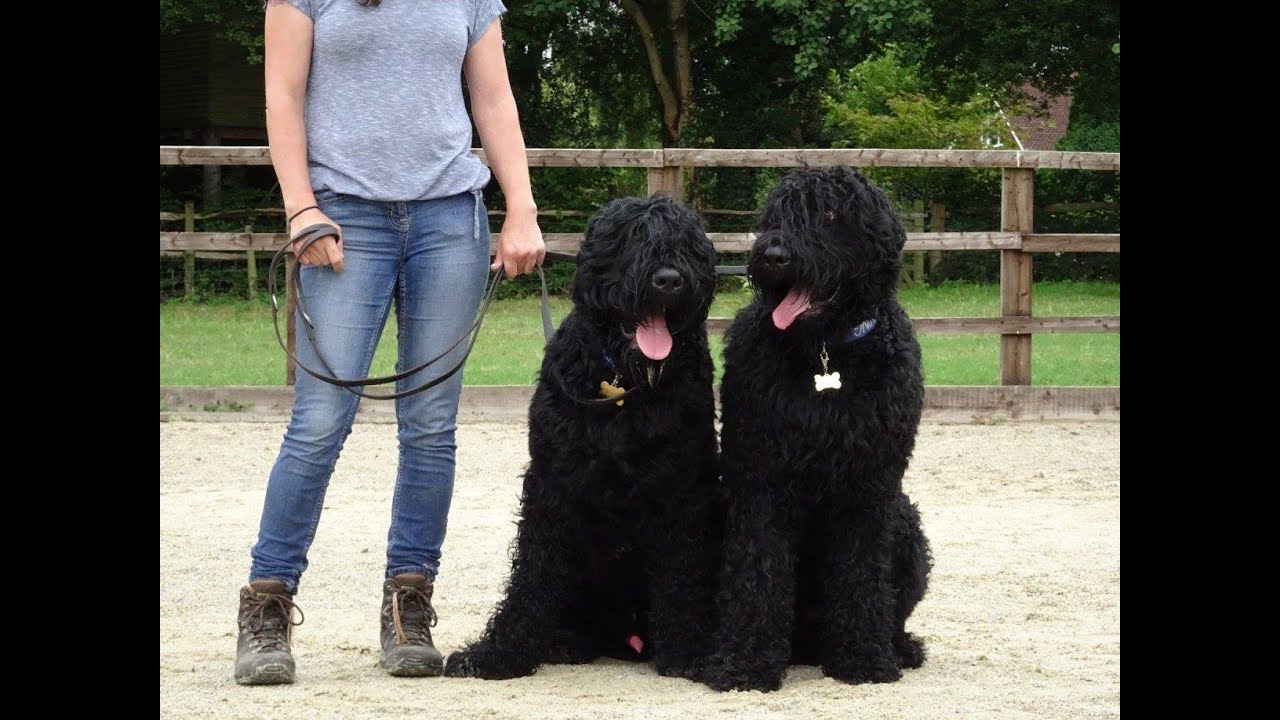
[699,167,932,692]
[445,195,721,680]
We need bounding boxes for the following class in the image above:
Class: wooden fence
[161,146,1119,395]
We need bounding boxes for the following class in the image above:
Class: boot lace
[240,591,304,653]
[386,585,438,646]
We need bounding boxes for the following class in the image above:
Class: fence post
[648,163,684,201]
[183,202,196,300]
[646,167,665,197]
[928,201,945,277]
[663,165,684,201]
[244,224,257,302]
[1000,169,1034,385]
[895,196,923,287]
[911,199,925,285]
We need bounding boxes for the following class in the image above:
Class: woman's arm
[264,1,343,270]
[464,20,545,278]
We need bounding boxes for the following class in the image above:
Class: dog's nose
[764,245,790,269]
[652,267,685,295]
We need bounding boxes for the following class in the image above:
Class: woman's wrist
[283,193,318,217]
[504,196,538,219]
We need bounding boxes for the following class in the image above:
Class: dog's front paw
[697,656,783,692]
[894,632,926,670]
[443,648,536,680]
[823,656,902,685]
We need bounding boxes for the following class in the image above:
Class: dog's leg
[817,501,903,685]
[544,588,632,665]
[544,625,601,665]
[699,486,797,693]
[444,498,579,680]
[891,494,931,669]
[644,490,721,679]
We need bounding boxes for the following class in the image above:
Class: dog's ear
[834,169,905,295]
[841,168,906,256]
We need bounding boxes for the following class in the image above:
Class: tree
[820,48,1008,212]
[714,0,930,79]
[822,48,1010,154]
[160,1,265,62]
[619,0,696,146]
[509,1,930,147]
[921,0,1120,124]
[161,0,933,150]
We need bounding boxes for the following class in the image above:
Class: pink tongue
[772,289,813,330]
[628,635,645,654]
[635,312,672,360]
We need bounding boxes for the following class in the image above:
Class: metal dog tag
[814,372,842,392]
[814,343,841,392]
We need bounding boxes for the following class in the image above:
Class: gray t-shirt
[284,0,507,201]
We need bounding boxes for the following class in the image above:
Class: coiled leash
[268,222,554,401]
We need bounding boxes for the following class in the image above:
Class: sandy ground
[160,420,1119,720]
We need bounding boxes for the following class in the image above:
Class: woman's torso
[299,0,504,201]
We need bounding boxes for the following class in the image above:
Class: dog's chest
[733,346,891,454]
[581,404,680,464]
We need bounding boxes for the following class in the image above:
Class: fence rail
[161,146,1120,389]
[160,385,1120,423]
[161,146,1120,170]
[161,230,1093,254]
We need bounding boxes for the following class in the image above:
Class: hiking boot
[380,573,444,676]
[234,579,303,685]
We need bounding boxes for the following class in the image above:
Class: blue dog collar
[842,318,877,344]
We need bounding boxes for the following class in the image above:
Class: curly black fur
[444,195,722,681]
[699,167,933,692]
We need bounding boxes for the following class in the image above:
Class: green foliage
[1061,120,1120,154]
[814,47,1117,285]
[819,48,1006,231]
[921,0,1120,121]
[1032,114,1120,283]
[502,2,659,148]
[690,0,932,215]
[159,0,1121,294]
[160,1,265,62]
[713,1,931,80]
[821,48,1010,152]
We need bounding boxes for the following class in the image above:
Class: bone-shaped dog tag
[599,380,626,406]
[814,343,841,392]
[814,372,842,392]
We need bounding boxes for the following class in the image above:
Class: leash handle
[268,227,501,400]
[269,233,558,401]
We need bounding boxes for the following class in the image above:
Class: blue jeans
[249,189,490,594]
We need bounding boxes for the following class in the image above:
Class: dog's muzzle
[749,238,796,289]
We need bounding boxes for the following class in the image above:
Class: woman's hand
[289,207,345,273]
[492,208,545,278]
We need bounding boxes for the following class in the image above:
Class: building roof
[1005,86,1072,151]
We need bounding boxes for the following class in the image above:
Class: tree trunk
[670,0,692,143]
[620,0,693,146]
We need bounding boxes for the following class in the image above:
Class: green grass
[159,281,1119,386]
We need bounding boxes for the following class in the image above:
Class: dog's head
[573,195,717,364]
[748,166,904,336]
